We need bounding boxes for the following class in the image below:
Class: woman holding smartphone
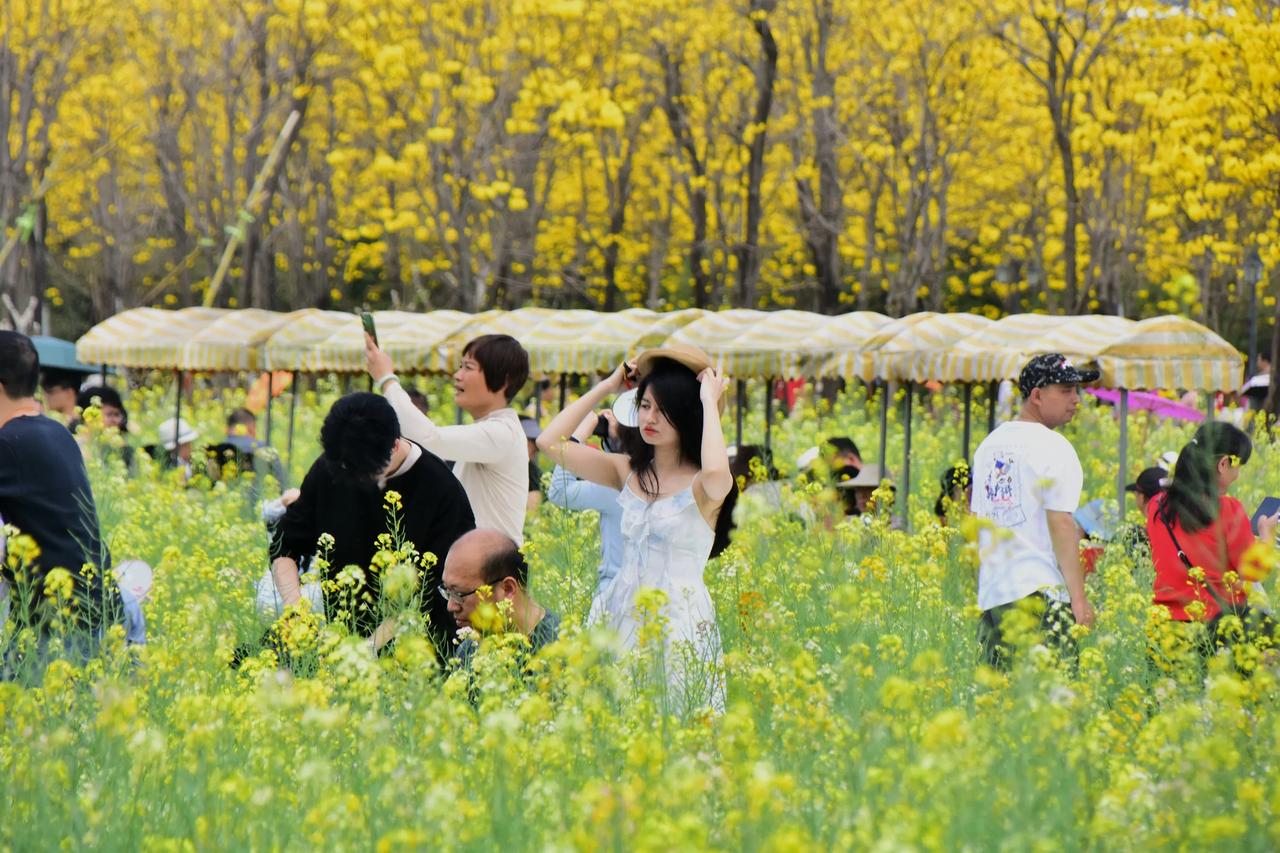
[537,345,737,710]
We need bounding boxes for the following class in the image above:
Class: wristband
[375,373,398,391]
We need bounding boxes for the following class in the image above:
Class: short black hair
[827,437,861,458]
[41,368,84,393]
[479,538,529,587]
[77,385,124,411]
[0,331,40,398]
[227,407,257,429]
[463,334,530,403]
[319,393,399,484]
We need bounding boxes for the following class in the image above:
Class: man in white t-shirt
[971,353,1098,667]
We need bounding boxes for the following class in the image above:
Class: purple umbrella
[1085,388,1204,422]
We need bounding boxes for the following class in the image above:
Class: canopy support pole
[1204,391,1215,422]
[1117,388,1130,517]
[902,381,914,532]
[987,381,998,433]
[764,379,774,455]
[286,371,300,468]
[173,370,182,443]
[962,383,973,464]
[735,379,746,447]
[559,374,568,411]
[265,371,275,447]
[878,381,890,474]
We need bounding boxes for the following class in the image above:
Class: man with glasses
[440,528,559,665]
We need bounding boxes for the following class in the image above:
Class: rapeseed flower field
[3,382,1279,850]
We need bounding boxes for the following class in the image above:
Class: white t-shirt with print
[970,420,1083,610]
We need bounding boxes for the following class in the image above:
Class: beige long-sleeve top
[383,382,528,544]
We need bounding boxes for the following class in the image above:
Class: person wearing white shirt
[971,353,1098,668]
[366,333,530,545]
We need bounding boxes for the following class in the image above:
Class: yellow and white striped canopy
[1096,315,1243,391]
[874,313,995,382]
[815,312,994,382]
[663,309,827,378]
[75,307,1244,390]
[521,308,706,374]
[812,312,935,380]
[79,305,324,372]
[909,314,1134,383]
[265,309,475,372]
[431,308,554,372]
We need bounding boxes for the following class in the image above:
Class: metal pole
[173,370,182,466]
[265,371,274,447]
[902,381,914,531]
[962,383,973,464]
[1204,391,1215,422]
[1117,388,1129,516]
[878,380,890,474]
[735,379,745,447]
[987,380,997,433]
[764,379,774,454]
[1249,277,1260,376]
[559,374,568,410]
[286,371,300,465]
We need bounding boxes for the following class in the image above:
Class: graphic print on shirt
[984,452,1026,527]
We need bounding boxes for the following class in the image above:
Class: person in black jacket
[0,332,118,653]
[270,393,475,656]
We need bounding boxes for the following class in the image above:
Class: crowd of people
[1,326,1277,693]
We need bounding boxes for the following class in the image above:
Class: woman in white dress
[537,344,737,710]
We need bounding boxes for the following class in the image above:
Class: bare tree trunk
[737,0,777,308]
[659,49,713,309]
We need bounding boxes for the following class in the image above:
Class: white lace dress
[590,476,725,710]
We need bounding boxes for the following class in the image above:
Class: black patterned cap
[1018,353,1100,396]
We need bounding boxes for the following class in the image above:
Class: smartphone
[360,312,378,346]
[1251,496,1280,535]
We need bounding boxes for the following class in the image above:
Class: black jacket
[272,442,475,650]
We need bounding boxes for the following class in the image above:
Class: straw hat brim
[634,345,727,414]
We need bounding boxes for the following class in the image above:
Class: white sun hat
[157,417,199,451]
[611,388,640,428]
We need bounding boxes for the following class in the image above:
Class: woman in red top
[1147,422,1278,630]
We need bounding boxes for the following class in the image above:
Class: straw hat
[634,343,727,414]
[635,342,716,378]
[157,417,199,450]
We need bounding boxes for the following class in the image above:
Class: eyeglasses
[438,585,478,606]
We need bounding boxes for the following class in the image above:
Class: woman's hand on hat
[604,360,636,394]
[365,333,393,379]
[697,367,728,406]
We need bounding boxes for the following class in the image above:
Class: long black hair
[1159,421,1252,533]
[934,464,971,520]
[631,358,738,557]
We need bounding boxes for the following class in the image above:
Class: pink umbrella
[1085,388,1205,422]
